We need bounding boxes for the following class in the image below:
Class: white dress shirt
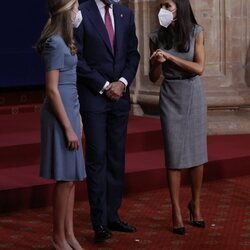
[95,0,128,94]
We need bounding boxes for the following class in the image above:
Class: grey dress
[40,35,86,181]
[150,25,208,169]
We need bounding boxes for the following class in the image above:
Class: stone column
[124,0,250,134]
[192,0,250,134]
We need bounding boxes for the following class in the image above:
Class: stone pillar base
[208,109,250,135]
[130,103,144,116]
[131,91,250,135]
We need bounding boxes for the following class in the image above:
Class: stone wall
[122,0,250,134]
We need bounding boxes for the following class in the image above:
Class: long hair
[158,0,198,52]
[36,0,77,55]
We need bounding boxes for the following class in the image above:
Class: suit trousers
[81,105,129,228]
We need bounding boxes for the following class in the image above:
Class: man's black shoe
[108,220,136,232]
[94,225,112,243]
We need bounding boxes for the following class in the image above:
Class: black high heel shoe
[188,202,205,228]
[173,227,186,235]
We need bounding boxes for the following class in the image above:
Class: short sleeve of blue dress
[43,36,65,71]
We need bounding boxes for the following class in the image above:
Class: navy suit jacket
[74,0,140,112]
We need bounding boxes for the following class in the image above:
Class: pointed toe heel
[173,227,186,235]
[188,202,206,228]
[192,220,205,228]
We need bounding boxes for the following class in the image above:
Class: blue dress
[40,35,86,181]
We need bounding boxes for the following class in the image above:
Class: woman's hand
[65,127,79,150]
[150,49,166,64]
[159,50,172,61]
[149,49,167,82]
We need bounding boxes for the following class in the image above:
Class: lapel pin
[120,13,123,18]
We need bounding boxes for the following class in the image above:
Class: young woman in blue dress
[36,0,85,249]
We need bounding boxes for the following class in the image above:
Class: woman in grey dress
[36,0,85,249]
[149,0,207,235]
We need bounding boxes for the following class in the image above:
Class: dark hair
[36,0,77,55]
[158,0,198,52]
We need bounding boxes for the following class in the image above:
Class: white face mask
[73,10,83,28]
[158,8,174,28]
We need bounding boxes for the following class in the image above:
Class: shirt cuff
[119,77,128,92]
[119,77,128,86]
[99,81,110,95]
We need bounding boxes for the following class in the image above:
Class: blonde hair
[36,0,77,55]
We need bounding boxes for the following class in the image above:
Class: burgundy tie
[104,5,114,50]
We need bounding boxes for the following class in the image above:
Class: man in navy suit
[74,0,140,243]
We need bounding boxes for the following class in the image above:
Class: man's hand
[105,81,125,101]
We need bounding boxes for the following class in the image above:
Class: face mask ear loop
[172,9,177,22]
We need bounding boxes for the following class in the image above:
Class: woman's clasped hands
[150,49,171,64]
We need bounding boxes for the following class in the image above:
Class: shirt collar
[95,0,113,10]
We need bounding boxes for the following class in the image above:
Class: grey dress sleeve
[193,25,204,39]
[43,36,64,72]
[149,31,159,49]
